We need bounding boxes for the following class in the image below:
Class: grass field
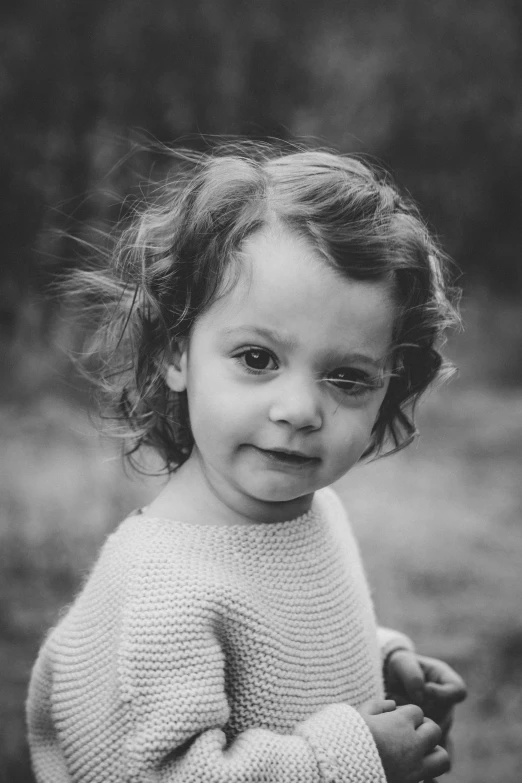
[1,381,521,782]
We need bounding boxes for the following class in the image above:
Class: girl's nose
[268,377,323,431]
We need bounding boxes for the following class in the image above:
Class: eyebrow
[220,325,388,369]
[221,325,298,349]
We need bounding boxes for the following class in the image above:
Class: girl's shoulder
[47,513,236,651]
[104,511,232,575]
[314,485,350,524]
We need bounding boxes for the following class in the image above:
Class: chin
[243,479,317,505]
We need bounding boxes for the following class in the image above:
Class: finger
[416,717,443,751]
[419,656,467,695]
[437,710,454,739]
[359,698,396,716]
[443,734,454,759]
[424,679,467,704]
[422,745,451,779]
[391,651,426,704]
[396,703,425,728]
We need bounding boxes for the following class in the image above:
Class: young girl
[27,143,466,783]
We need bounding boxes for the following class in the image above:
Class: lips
[250,446,320,467]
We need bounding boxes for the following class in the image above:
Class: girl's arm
[27,521,387,783]
[118,590,386,783]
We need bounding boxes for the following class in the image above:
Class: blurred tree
[1,0,522,371]
[295,0,522,290]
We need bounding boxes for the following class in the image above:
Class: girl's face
[166,224,395,523]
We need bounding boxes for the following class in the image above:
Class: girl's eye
[326,368,381,396]
[238,348,277,372]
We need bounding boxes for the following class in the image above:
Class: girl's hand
[385,651,467,741]
[359,699,450,783]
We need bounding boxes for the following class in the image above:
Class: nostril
[268,393,322,430]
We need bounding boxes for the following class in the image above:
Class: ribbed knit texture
[27,487,408,783]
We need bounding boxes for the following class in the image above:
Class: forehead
[202,226,396,360]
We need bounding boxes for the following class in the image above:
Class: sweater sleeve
[125,691,385,783]
[376,626,415,663]
[116,525,386,783]
[316,488,415,688]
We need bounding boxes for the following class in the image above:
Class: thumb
[359,698,397,716]
[424,678,467,704]
[391,650,426,705]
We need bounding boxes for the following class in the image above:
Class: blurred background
[1,1,522,781]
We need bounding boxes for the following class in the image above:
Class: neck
[146,451,314,527]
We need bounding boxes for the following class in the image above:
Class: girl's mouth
[251,446,320,468]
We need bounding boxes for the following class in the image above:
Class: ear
[164,338,188,392]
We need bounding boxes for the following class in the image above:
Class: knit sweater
[27,486,412,783]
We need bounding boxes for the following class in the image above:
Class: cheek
[187,384,226,435]
[329,404,382,456]
[186,370,254,447]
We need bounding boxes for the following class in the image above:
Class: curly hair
[73,141,460,471]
